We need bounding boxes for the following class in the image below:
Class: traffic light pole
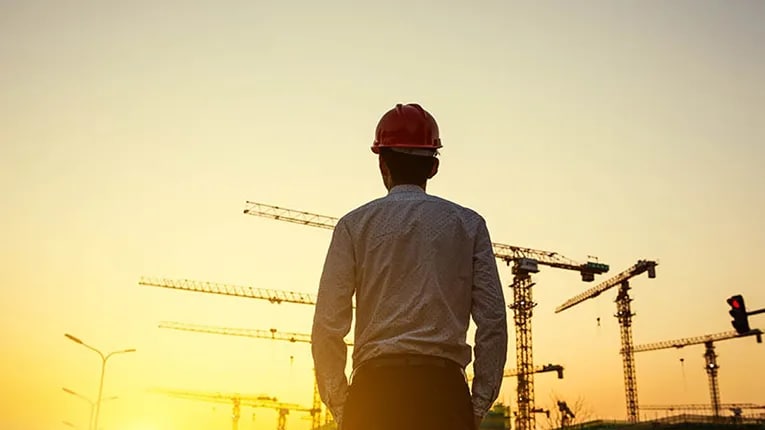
[747,308,765,316]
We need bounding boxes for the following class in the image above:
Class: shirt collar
[388,184,426,195]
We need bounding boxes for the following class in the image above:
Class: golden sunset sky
[1,1,764,430]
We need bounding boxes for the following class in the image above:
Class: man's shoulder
[336,196,387,224]
[426,194,486,223]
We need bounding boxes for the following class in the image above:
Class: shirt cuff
[329,405,344,427]
[472,397,491,418]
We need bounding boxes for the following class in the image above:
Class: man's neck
[388,182,427,192]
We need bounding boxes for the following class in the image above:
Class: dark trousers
[341,357,474,430]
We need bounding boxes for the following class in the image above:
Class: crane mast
[244,200,609,430]
[633,329,762,418]
[510,275,537,427]
[555,260,657,423]
[615,281,639,423]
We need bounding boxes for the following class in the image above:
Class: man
[311,103,508,430]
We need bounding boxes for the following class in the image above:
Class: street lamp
[65,333,135,430]
[62,387,118,430]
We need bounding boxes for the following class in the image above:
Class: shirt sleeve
[470,217,508,418]
[311,219,355,425]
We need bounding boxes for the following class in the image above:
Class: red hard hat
[371,103,442,154]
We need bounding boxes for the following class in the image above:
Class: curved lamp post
[65,333,135,430]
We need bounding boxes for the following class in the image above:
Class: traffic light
[727,294,751,334]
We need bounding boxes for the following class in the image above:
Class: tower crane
[139,277,318,305]
[555,259,658,423]
[243,200,610,430]
[150,388,314,430]
[138,277,354,429]
[158,321,354,346]
[633,329,762,418]
[157,321,353,430]
[139,279,333,428]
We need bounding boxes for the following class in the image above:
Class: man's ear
[379,155,389,175]
[428,157,439,179]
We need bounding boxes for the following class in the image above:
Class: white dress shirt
[311,184,508,424]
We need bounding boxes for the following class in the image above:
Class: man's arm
[311,219,355,426]
[470,218,508,420]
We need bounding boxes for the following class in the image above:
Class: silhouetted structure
[556,260,658,423]
[634,330,762,417]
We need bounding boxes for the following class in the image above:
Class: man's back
[340,184,486,368]
[313,185,507,427]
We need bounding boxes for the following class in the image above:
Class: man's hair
[379,148,437,185]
